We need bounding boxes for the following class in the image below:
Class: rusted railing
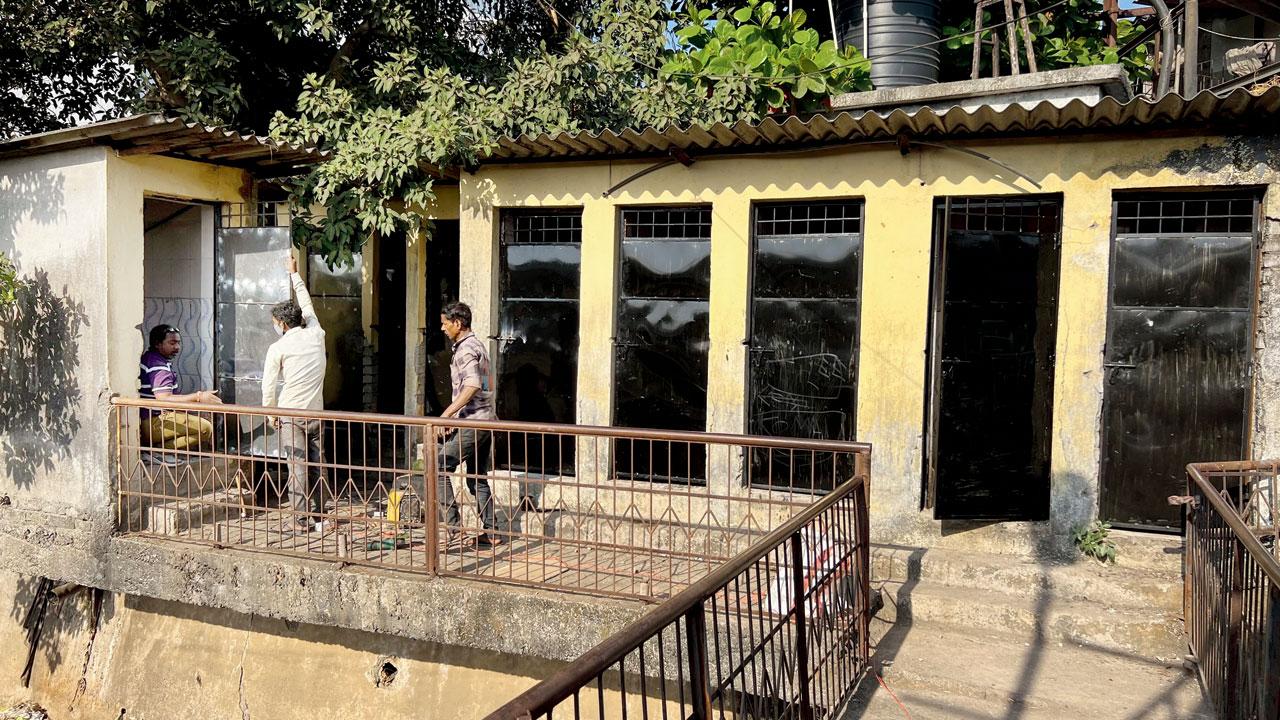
[484,470,871,720]
[1183,461,1280,720]
[111,397,870,602]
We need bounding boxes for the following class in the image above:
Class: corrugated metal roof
[484,87,1280,163]
[0,113,326,175]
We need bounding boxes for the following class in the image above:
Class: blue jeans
[437,429,494,531]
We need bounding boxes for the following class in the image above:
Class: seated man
[139,324,221,463]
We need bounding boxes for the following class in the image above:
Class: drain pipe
[1150,0,1176,96]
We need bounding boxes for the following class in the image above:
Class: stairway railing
[1183,461,1280,720]
[483,469,872,720]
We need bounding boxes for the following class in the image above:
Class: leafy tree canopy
[940,0,1150,83]
[272,0,870,266]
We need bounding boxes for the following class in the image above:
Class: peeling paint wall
[460,133,1280,556]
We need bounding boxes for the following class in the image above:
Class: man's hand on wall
[286,254,298,275]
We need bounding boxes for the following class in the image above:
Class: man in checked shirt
[436,301,501,548]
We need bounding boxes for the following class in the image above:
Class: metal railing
[483,470,871,720]
[1183,461,1280,720]
[111,397,871,602]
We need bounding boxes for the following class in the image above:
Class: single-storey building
[427,66,1280,554]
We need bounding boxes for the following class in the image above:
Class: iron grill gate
[614,206,712,482]
[495,209,582,474]
[1100,192,1259,529]
[748,201,863,492]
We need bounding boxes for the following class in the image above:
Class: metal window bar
[505,210,583,245]
[482,459,871,720]
[1182,461,1280,720]
[755,201,864,237]
[621,207,712,241]
[219,202,293,229]
[1115,193,1256,235]
[111,397,870,603]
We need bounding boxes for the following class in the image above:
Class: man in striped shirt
[436,301,500,548]
[138,325,221,462]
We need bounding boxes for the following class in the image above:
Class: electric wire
[1198,25,1280,43]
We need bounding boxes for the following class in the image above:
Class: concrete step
[842,621,1213,720]
[876,578,1188,661]
[872,543,1184,614]
[1109,528,1186,571]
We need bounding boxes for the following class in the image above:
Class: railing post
[1226,539,1245,719]
[791,531,814,720]
[1264,580,1280,720]
[425,424,439,575]
[855,481,872,665]
[684,602,711,720]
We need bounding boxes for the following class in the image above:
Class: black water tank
[837,0,942,88]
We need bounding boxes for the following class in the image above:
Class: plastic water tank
[838,0,942,88]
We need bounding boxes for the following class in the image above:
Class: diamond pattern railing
[111,397,872,601]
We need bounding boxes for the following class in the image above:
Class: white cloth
[262,272,327,411]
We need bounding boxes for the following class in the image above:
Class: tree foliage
[940,0,1150,83]
[0,0,142,136]
[0,0,591,135]
[662,0,869,115]
[271,0,871,266]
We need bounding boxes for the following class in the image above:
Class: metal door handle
[1103,362,1138,370]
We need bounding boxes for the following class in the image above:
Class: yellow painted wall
[103,153,251,398]
[460,134,1278,552]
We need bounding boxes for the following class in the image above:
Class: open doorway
[422,220,460,416]
[142,197,216,394]
[923,196,1062,521]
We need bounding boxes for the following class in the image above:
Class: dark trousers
[437,429,494,531]
[282,420,325,517]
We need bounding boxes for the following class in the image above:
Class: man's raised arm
[287,254,321,331]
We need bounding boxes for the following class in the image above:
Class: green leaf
[732,6,753,22]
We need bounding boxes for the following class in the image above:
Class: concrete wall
[460,132,1280,556]
[0,147,111,526]
[0,149,249,586]
[0,569,558,720]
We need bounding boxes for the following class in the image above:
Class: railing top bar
[109,396,873,453]
[483,473,867,719]
[1187,462,1280,587]
[1188,459,1280,473]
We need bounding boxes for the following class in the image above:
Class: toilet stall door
[1099,193,1259,530]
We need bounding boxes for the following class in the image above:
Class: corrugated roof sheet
[484,87,1280,163]
[0,113,325,175]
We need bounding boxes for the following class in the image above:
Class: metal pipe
[1184,0,1199,95]
[1150,0,1176,96]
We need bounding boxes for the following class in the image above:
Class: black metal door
[1100,193,1258,530]
[495,210,581,474]
[747,201,862,492]
[613,207,711,482]
[925,197,1062,521]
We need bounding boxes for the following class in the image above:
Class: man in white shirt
[263,255,327,533]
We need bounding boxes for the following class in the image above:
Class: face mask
[274,324,285,337]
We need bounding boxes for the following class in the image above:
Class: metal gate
[747,201,862,492]
[214,203,294,454]
[613,206,711,482]
[495,209,581,473]
[1099,192,1259,530]
[924,196,1062,521]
